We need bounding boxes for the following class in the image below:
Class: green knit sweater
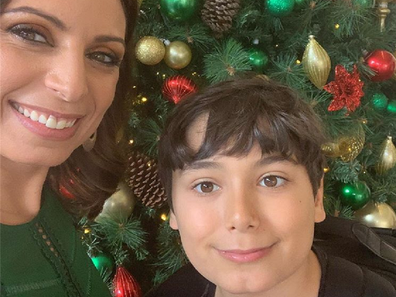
[0,188,112,297]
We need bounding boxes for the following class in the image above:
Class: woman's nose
[225,186,260,232]
[44,50,89,102]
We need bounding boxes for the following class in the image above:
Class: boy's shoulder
[316,247,396,297]
[145,263,215,297]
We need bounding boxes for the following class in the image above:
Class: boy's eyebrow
[181,154,298,172]
[182,161,222,171]
[255,155,298,167]
[4,6,67,30]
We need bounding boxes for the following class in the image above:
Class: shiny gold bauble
[338,124,365,162]
[354,200,396,229]
[164,41,192,70]
[135,36,165,66]
[375,136,396,174]
[302,35,331,89]
[322,142,341,158]
[95,182,136,223]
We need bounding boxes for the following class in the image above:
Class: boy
[148,78,395,297]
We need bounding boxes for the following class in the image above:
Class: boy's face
[169,117,326,296]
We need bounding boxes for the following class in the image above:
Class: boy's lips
[217,245,275,263]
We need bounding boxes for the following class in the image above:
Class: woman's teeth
[13,103,77,130]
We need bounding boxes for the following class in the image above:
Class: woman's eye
[9,24,48,44]
[87,52,121,67]
[194,182,220,194]
[259,176,286,188]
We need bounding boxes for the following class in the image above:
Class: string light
[141,97,148,103]
[296,59,301,64]
[160,213,168,221]
[335,24,340,29]
[129,139,134,145]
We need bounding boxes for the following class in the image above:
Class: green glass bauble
[266,0,295,17]
[160,0,199,22]
[294,0,307,9]
[387,100,396,114]
[248,49,269,72]
[91,253,114,273]
[371,92,388,111]
[339,181,370,210]
[352,0,373,8]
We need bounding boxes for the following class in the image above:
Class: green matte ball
[387,100,396,114]
[91,253,114,273]
[248,49,269,72]
[160,0,199,22]
[339,181,370,211]
[266,0,295,17]
[371,93,388,111]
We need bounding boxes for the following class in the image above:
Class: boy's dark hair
[158,77,326,209]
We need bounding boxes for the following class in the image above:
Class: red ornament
[162,75,197,104]
[113,266,142,297]
[324,65,364,113]
[59,178,76,199]
[364,50,396,82]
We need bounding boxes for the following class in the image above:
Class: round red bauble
[364,50,396,82]
[162,75,197,104]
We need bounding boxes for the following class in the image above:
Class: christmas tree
[80,0,396,295]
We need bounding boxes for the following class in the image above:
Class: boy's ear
[169,210,179,230]
[314,177,326,223]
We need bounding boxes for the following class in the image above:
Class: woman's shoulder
[317,247,396,297]
[145,263,215,297]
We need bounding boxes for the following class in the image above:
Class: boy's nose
[44,51,88,102]
[225,187,260,232]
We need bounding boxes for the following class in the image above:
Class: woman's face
[0,0,127,167]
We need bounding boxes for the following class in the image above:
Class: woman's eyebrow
[4,6,67,30]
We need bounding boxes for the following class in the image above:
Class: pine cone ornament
[127,151,167,208]
[201,0,240,34]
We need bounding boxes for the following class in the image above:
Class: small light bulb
[335,24,340,29]
[160,213,168,221]
[296,59,301,64]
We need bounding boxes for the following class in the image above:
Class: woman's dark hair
[50,0,138,218]
[1,0,138,218]
[158,77,327,210]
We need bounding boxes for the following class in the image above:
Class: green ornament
[294,0,307,9]
[160,0,199,22]
[339,181,370,211]
[266,0,295,17]
[248,49,269,72]
[91,253,114,273]
[387,100,396,114]
[352,0,373,8]
[371,93,388,111]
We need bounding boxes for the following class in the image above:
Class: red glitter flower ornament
[324,65,364,113]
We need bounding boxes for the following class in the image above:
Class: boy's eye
[9,24,48,44]
[87,51,121,67]
[194,182,220,194]
[259,176,286,188]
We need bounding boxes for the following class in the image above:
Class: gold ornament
[135,36,165,66]
[302,35,331,89]
[321,142,341,158]
[375,136,396,174]
[164,41,192,70]
[95,182,136,223]
[354,200,396,229]
[377,0,393,32]
[338,124,365,162]
[323,124,365,162]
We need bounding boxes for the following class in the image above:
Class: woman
[0,0,137,295]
